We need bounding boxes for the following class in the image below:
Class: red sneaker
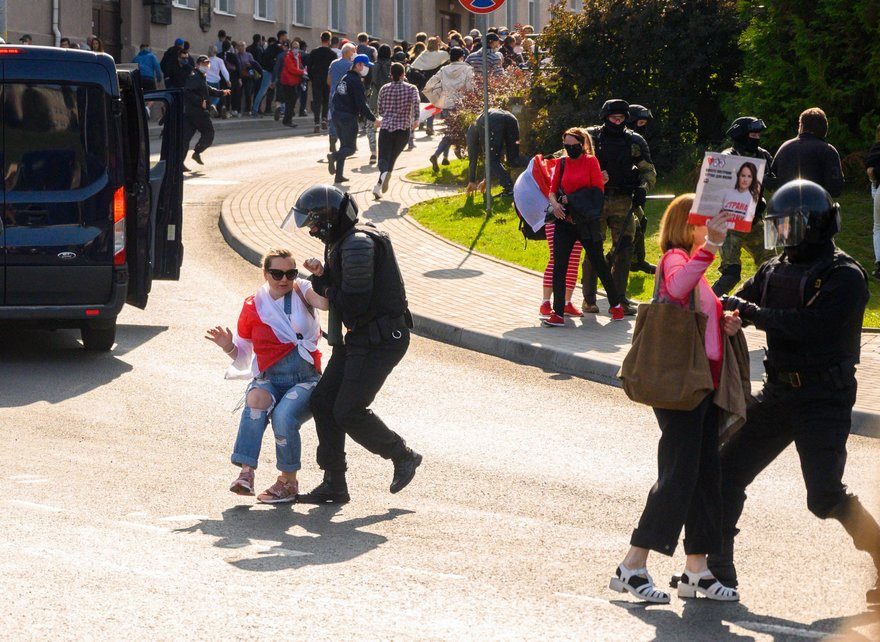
[539,301,552,317]
[610,305,625,321]
[563,302,583,317]
[542,313,565,327]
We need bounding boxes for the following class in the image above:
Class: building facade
[6,0,563,63]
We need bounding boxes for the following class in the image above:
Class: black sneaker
[390,449,422,494]
[334,176,349,183]
[441,158,450,166]
[191,151,203,165]
[369,154,377,165]
[429,155,439,173]
[297,475,350,505]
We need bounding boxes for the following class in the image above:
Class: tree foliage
[532,0,743,172]
[733,0,880,158]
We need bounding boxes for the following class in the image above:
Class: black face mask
[564,143,583,159]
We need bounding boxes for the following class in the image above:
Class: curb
[218,187,880,441]
[149,114,316,136]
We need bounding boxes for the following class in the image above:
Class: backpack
[515,158,565,242]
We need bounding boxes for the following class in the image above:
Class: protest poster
[688,152,766,233]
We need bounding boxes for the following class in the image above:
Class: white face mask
[358,65,369,77]
[199,65,209,74]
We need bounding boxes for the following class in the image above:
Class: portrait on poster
[689,152,766,232]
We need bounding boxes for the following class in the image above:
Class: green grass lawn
[406,158,472,186]
[407,179,880,327]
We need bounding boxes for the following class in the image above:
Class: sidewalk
[218,128,880,438]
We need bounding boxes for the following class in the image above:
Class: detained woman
[611,195,742,603]
[543,128,625,326]
[206,248,328,503]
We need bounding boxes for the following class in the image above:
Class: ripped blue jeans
[231,350,320,472]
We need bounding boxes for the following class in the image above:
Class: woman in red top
[206,248,329,504]
[544,128,625,326]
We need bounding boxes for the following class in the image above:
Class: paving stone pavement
[218,130,880,438]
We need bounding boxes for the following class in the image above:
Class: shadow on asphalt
[176,504,415,572]
[612,597,878,640]
[0,324,166,408]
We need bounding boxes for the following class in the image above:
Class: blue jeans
[231,350,320,472]
[251,73,272,116]
[208,81,221,108]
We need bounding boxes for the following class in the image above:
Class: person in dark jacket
[291,185,422,504]
[166,45,193,89]
[221,40,242,116]
[465,108,529,196]
[182,56,230,169]
[771,107,844,197]
[160,37,184,84]
[327,54,376,184]
[308,31,338,133]
[714,180,880,607]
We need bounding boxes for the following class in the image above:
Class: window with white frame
[292,0,311,25]
[329,0,345,31]
[394,0,409,42]
[172,0,196,8]
[505,1,517,28]
[255,0,275,20]
[528,0,536,29]
[363,0,378,37]
[215,0,235,14]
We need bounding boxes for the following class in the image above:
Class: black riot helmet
[627,104,652,125]
[764,179,840,251]
[288,184,358,244]
[600,98,630,120]
[727,116,766,143]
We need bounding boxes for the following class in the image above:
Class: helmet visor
[748,119,766,133]
[281,206,312,232]
[764,212,807,250]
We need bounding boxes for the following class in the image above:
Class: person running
[206,248,328,504]
[327,54,375,185]
[181,56,230,170]
[372,62,420,201]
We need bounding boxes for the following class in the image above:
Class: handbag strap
[654,252,698,311]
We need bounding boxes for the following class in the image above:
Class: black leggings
[377,129,410,175]
[552,217,620,315]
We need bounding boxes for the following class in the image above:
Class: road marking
[731,621,827,639]
[9,500,64,512]
[160,514,211,522]
[186,178,241,185]
[388,565,466,580]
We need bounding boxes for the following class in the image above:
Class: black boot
[297,470,350,504]
[829,496,880,600]
[390,448,422,494]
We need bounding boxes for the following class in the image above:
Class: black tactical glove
[631,186,647,208]
[309,273,330,298]
[722,295,760,322]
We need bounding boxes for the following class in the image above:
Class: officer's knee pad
[721,264,742,281]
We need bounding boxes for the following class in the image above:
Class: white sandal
[677,569,739,601]
[609,564,670,604]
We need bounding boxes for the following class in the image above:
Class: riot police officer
[582,99,657,315]
[626,104,656,275]
[711,180,880,605]
[291,185,422,503]
[712,116,778,295]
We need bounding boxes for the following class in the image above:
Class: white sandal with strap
[609,564,671,604]
[677,569,740,601]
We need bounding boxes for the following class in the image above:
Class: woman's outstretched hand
[205,326,234,352]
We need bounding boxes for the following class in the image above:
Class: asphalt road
[1,126,879,640]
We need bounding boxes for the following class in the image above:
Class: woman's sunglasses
[267,268,297,281]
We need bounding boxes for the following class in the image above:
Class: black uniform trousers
[311,79,330,124]
[631,394,723,556]
[718,379,855,549]
[330,112,359,180]
[552,217,621,316]
[183,109,215,156]
[310,329,409,472]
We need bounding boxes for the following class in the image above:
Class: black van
[0,45,184,350]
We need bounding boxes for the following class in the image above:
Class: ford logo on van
[57,251,77,260]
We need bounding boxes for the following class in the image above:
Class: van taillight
[113,186,126,266]
[0,48,24,55]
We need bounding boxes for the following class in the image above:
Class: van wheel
[81,318,117,351]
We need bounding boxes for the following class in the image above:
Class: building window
[363,0,378,37]
[292,0,311,25]
[215,0,235,14]
[528,0,536,29]
[570,0,583,11]
[329,0,346,31]
[255,0,275,20]
[172,0,196,8]
[394,0,408,42]
[505,1,517,28]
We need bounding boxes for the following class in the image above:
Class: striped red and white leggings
[542,221,583,290]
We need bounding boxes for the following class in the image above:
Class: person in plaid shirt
[372,63,421,201]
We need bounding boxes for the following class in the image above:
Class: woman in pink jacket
[611,195,743,604]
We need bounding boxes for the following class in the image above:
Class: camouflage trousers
[712,218,777,295]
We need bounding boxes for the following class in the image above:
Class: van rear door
[117,67,152,308]
[2,60,118,306]
[143,88,184,280]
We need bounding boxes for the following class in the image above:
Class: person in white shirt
[425,47,474,170]
[206,45,231,117]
